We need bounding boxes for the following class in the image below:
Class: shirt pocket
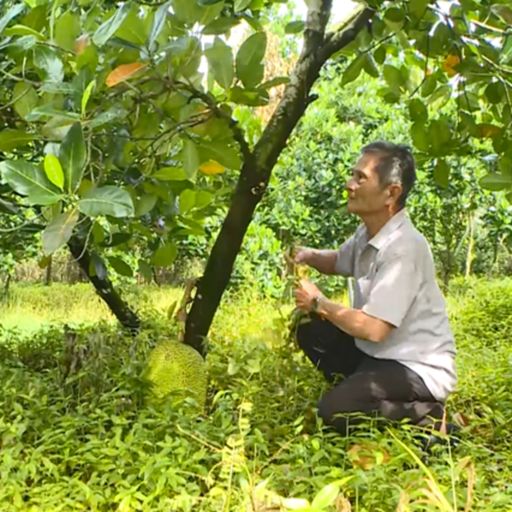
[355,262,377,304]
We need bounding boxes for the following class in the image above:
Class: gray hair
[361,141,416,209]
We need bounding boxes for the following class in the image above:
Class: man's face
[345,153,395,215]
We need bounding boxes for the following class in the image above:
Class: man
[293,141,456,437]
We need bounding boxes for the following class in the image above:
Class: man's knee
[317,393,354,436]
[295,314,319,351]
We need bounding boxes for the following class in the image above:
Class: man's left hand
[294,279,322,312]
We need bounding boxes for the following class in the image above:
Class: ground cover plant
[0,280,511,511]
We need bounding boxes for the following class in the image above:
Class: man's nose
[345,178,356,191]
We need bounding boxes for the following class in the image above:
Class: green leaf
[410,122,430,152]
[134,194,158,216]
[81,80,96,117]
[4,24,43,39]
[203,16,240,35]
[421,74,437,97]
[479,173,512,191]
[173,0,224,25]
[12,82,38,120]
[229,86,269,106]
[92,221,105,244]
[429,119,451,154]
[433,159,450,188]
[492,4,512,24]
[408,98,428,123]
[284,21,305,34]
[409,0,429,19]
[179,189,195,213]
[384,7,405,29]
[311,482,340,509]
[199,141,241,169]
[149,1,170,50]
[341,55,364,85]
[108,256,133,277]
[236,32,266,89]
[205,37,234,89]
[234,0,252,11]
[0,129,35,151]
[373,44,387,65]
[485,81,504,104]
[26,105,80,122]
[0,160,62,205]
[0,4,24,34]
[182,139,200,177]
[152,242,177,267]
[55,11,80,51]
[87,106,127,129]
[195,190,213,209]
[42,209,79,255]
[152,167,188,181]
[362,54,379,78]
[33,46,64,82]
[78,186,134,217]
[115,6,148,46]
[59,123,86,194]
[43,154,64,191]
[383,64,404,92]
[260,76,290,89]
[93,4,131,47]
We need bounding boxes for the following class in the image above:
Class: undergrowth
[0,279,510,510]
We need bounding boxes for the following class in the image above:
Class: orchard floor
[0,279,511,511]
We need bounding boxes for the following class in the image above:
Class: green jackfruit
[145,340,207,409]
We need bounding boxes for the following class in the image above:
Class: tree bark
[45,256,52,286]
[184,3,374,353]
[68,236,140,332]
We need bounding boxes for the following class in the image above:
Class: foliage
[0,281,511,510]
[0,0,282,277]
[1,1,512,339]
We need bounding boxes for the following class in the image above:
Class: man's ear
[386,184,402,205]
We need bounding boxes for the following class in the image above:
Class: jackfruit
[145,340,207,409]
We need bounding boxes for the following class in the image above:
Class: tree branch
[184,1,373,351]
[177,81,252,163]
[322,7,375,59]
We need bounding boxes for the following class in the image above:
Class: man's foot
[421,422,461,453]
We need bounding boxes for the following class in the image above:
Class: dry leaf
[74,34,89,55]
[105,62,146,87]
[199,160,225,175]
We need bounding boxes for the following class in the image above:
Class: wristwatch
[311,294,326,313]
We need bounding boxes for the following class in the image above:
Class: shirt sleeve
[362,254,422,327]
[334,235,356,277]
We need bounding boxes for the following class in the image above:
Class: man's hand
[294,278,322,312]
[294,247,313,265]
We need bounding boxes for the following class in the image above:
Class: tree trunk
[184,3,374,353]
[68,236,140,332]
[2,273,11,302]
[45,256,52,286]
[465,212,475,277]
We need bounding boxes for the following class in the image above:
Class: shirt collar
[366,208,408,250]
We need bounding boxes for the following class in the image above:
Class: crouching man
[294,142,456,436]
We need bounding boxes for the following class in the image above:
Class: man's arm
[294,279,394,342]
[294,248,338,275]
[315,297,394,343]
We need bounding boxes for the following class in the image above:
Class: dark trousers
[296,315,444,436]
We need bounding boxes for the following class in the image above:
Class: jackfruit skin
[145,340,207,409]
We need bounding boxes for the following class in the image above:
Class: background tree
[0,0,511,353]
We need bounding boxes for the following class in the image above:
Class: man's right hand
[294,247,313,265]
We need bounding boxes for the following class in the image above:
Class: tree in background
[0,0,511,353]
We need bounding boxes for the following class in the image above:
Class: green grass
[0,279,511,511]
